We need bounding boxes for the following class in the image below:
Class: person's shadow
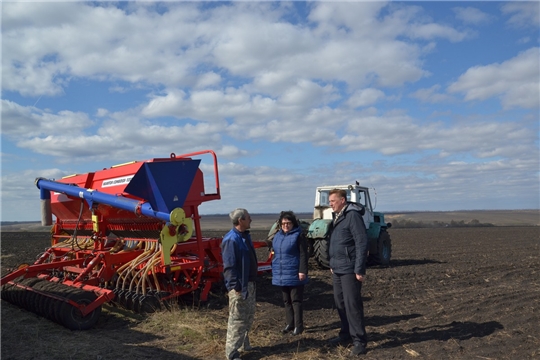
[369,320,504,349]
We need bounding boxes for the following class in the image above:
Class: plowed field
[1,226,539,359]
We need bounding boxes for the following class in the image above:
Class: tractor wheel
[371,231,392,266]
[307,238,315,258]
[313,237,330,269]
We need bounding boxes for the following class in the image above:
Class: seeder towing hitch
[1,150,271,330]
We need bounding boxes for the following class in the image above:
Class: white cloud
[448,47,540,109]
[1,99,94,138]
[3,1,467,98]
[453,7,495,25]
[5,87,536,169]
[2,100,233,162]
[0,168,73,215]
[406,23,468,43]
[378,4,470,43]
[347,88,386,108]
[195,72,222,89]
[342,113,536,161]
[18,135,117,159]
[279,79,336,107]
[501,2,540,28]
[1,2,538,221]
[142,89,190,118]
[518,37,531,44]
[208,161,315,216]
[410,85,454,103]
[96,108,109,117]
[216,145,249,160]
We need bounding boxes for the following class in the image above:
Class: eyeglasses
[281,221,293,226]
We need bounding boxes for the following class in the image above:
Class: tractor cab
[313,184,374,229]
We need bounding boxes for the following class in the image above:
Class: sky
[1,1,539,222]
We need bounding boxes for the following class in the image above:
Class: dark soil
[1,227,539,359]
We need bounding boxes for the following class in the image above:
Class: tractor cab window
[318,190,352,206]
[357,191,365,205]
[357,190,373,211]
[318,191,329,206]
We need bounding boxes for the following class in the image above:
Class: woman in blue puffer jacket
[271,211,309,336]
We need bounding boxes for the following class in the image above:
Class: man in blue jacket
[327,189,369,356]
[221,208,258,360]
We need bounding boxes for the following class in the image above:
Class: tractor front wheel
[313,237,330,269]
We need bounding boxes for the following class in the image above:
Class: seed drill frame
[1,150,270,330]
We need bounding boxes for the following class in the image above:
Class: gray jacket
[329,202,369,275]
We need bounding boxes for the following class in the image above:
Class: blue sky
[1,1,539,222]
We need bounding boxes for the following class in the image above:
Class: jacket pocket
[346,246,354,262]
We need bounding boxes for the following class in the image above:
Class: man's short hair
[329,189,347,199]
[229,208,248,226]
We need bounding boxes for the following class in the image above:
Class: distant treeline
[1,221,41,226]
[390,219,495,228]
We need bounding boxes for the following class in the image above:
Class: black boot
[328,335,352,346]
[291,326,304,336]
[281,324,294,334]
[291,300,304,336]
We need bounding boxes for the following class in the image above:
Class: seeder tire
[12,280,27,308]
[28,280,58,322]
[60,290,102,330]
[18,278,43,311]
[1,283,13,302]
[32,280,65,324]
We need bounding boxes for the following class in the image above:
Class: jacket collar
[333,203,349,223]
[279,226,300,235]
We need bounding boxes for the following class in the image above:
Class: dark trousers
[281,285,304,328]
[332,272,367,346]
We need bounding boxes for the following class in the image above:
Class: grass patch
[135,304,227,357]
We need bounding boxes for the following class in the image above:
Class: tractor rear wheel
[371,231,392,266]
[313,237,330,269]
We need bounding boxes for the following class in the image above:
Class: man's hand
[356,274,365,282]
[299,273,306,281]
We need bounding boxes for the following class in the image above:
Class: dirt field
[1,225,539,359]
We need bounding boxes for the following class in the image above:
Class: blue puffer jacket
[221,228,255,299]
[272,226,309,287]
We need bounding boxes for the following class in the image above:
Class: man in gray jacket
[327,189,369,356]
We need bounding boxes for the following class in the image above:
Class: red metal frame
[1,150,271,329]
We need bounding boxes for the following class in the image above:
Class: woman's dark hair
[279,210,299,228]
